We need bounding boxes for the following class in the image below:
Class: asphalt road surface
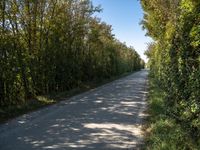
[0,70,148,150]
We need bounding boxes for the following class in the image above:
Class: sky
[91,0,152,62]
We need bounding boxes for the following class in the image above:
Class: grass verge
[0,71,136,123]
[144,76,199,150]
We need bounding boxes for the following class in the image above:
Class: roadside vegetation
[141,0,200,149]
[0,0,144,122]
[145,74,199,150]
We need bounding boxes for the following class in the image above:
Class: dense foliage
[0,0,143,108]
[141,0,200,145]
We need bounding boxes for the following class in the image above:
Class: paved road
[0,70,148,150]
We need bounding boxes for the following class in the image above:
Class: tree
[0,0,143,113]
[141,0,200,141]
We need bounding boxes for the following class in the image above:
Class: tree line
[141,0,200,142]
[0,0,144,108]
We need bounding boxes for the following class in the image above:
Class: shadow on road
[0,70,148,150]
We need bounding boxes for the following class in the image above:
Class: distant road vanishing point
[0,70,148,150]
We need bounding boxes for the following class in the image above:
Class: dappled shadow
[0,70,148,150]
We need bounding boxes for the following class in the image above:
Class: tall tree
[141,0,200,141]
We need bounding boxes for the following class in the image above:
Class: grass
[0,71,135,123]
[144,76,199,150]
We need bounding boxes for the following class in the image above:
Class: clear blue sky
[91,0,152,62]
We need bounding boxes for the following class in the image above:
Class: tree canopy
[0,0,144,108]
[141,0,200,143]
